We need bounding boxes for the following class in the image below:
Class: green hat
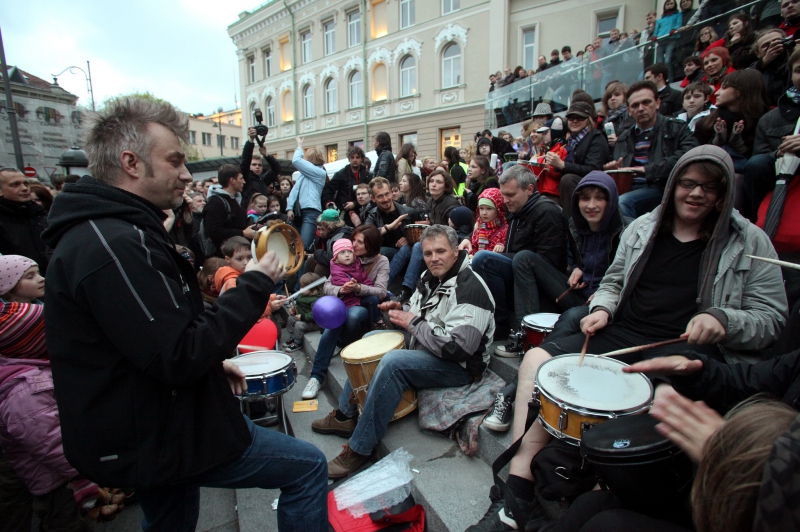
[478,197,496,209]
[317,209,340,222]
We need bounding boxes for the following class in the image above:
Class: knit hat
[477,188,507,224]
[317,209,341,223]
[532,103,553,117]
[478,197,497,209]
[332,239,354,257]
[0,255,37,296]
[449,206,474,228]
[476,137,493,150]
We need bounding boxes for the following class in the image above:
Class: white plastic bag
[333,448,414,518]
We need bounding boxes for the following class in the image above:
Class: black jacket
[426,194,460,226]
[41,177,274,488]
[672,349,800,414]
[750,55,792,108]
[657,85,684,117]
[0,197,50,274]
[321,164,368,211]
[364,202,420,229]
[505,194,567,271]
[373,147,396,179]
[562,129,610,178]
[239,140,281,208]
[613,114,699,186]
[753,95,800,157]
[203,192,249,249]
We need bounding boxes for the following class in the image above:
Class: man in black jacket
[644,63,683,116]
[204,164,256,251]
[240,127,282,208]
[0,168,50,274]
[321,146,368,225]
[42,98,327,531]
[372,131,396,179]
[604,81,699,219]
[471,164,566,349]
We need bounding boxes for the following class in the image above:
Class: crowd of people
[0,2,799,531]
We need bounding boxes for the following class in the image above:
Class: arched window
[325,78,338,114]
[400,55,416,97]
[281,91,293,122]
[266,97,275,127]
[249,102,256,126]
[442,43,461,88]
[349,71,363,108]
[303,85,314,119]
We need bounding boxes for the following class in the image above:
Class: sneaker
[284,338,303,352]
[327,443,369,479]
[466,485,543,531]
[484,393,512,432]
[311,409,356,437]
[302,377,321,399]
[391,286,413,303]
[494,343,522,358]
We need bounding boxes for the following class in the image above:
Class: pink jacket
[0,357,87,497]
[329,260,373,308]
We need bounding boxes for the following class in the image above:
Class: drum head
[581,415,675,459]
[266,230,291,265]
[537,355,652,413]
[523,313,560,331]
[341,332,405,362]
[231,351,292,376]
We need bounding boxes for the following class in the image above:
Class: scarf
[787,87,800,105]
[705,67,729,87]
[565,126,590,163]
[606,105,628,124]
[476,218,503,249]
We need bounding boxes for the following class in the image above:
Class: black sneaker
[484,393,513,432]
[466,485,543,531]
[390,286,413,303]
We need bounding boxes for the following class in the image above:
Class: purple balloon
[312,295,347,330]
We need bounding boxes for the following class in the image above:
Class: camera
[253,108,269,137]
[782,37,797,51]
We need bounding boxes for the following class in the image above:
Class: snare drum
[403,224,427,244]
[605,170,636,195]
[521,313,560,350]
[251,223,305,275]
[340,332,417,421]
[229,351,297,400]
[533,354,652,445]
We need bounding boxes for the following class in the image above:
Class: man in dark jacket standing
[204,164,256,251]
[240,127,282,208]
[0,168,50,274]
[42,98,327,532]
[372,131,396,179]
[604,81,699,219]
[321,146,368,225]
[471,164,566,352]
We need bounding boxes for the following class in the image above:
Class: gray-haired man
[312,225,495,478]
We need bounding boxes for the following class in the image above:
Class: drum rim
[522,313,560,330]
[535,354,654,414]
[252,222,305,275]
[231,351,294,377]
[340,332,405,361]
[404,224,429,228]
[237,360,297,399]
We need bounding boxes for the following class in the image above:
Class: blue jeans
[293,208,321,250]
[310,306,370,382]
[384,244,414,285]
[361,295,380,323]
[338,331,472,455]
[471,251,514,322]
[400,242,426,290]
[618,183,663,219]
[138,416,327,532]
[655,40,677,82]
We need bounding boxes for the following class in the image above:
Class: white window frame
[266,98,276,127]
[231,137,240,150]
[442,0,460,15]
[400,0,415,29]
[264,49,272,77]
[216,134,226,148]
[594,7,623,43]
[348,11,361,48]
[248,56,256,83]
[442,43,461,88]
[325,78,338,113]
[349,70,363,108]
[324,22,335,56]
[400,55,416,97]
[202,132,212,146]
[303,85,315,119]
[523,28,537,71]
[189,130,196,144]
[301,31,312,64]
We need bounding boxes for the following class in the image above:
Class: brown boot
[311,409,356,438]
[328,443,369,479]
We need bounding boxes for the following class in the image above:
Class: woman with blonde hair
[287,136,327,248]
[600,81,633,147]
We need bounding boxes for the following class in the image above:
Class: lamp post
[216,107,224,157]
[52,62,95,111]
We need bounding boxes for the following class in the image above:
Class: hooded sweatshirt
[471,188,508,254]
[41,176,274,487]
[590,145,787,363]
[567,172,625,297]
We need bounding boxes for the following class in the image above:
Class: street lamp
[216,107,224,157]
[52,62,95,111]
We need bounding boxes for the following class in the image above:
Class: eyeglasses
[677,178,721,192]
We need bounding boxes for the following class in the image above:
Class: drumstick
[577,333,591,367]
[555,286,573,303]
[746,255,800,271]
[284,276,328,302]
[599,338,686,358]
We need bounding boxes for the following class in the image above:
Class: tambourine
[251,222,305,275]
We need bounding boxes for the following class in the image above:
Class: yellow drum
[340,332,417,421]
[251,223,305,275]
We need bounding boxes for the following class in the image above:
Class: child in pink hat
[328,239,373,309]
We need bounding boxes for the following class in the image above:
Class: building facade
[227,0,653,162]
[187,111,245,160]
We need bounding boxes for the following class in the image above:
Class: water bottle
[603,122,615,137]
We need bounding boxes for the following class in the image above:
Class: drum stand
[238,393,293,437]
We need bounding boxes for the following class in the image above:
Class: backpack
[196,195,232,257]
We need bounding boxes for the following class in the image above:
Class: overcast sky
[2,0,260,114]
